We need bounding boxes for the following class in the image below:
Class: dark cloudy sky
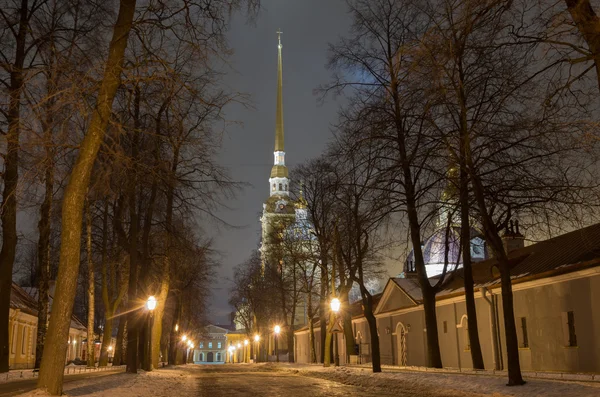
[207,0,352,324]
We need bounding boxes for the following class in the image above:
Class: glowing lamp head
[108,346,113,351]
[330,298,341,313]
[190,343,194,349]
[274,325,281,334]
[72,340,77,345]
[175,324,179,332]
[182,335,187,342]
[146,296,157,311]
[237,343,241,348]
[254,334,260,342]
[244,340,249,346]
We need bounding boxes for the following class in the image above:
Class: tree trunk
[318,255,328,363]
[34,153,53,370]
[307,292,317,363]
[37,1,137,393]
[458,82,485,370]
[151,277,168,368]
[86,202,96,367]
[125,85,142,374]
[362,294,381,372]
[406,193,442,368]
[340,289,354,361]
[323,312,333,366]
[565,0,600,93]
[34,51,56,370]
[390,59,442,367]
[467,161,525,385]
[98,312,113,366]
[0,0,28,374]
[113,316,126,366]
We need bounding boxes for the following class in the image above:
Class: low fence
[2,364,126,383]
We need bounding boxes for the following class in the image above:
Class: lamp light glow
[274,325,281,334]
[146,296,157,311]
[254,334,260,342]
[331,298,341,313]
[244,340,249,346]
[108,346,113,351]
[182,335,187,342]
[175,324,179,332]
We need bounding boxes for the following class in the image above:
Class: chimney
[403,260,418,279]
[502,220,525,254]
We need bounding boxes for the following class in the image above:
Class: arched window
[458,315,470,351]
[279,183,283,191]
[272,184,276,191]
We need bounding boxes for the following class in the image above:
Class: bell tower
[268,29,289,197]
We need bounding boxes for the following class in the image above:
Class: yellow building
[8,284,38,369]
[9,283,88,369]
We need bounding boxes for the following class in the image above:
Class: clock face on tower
[275,199,287,213]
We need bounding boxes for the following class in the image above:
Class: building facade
[193,325,228,364]
[295,224,600,374]
[9,283,88,369]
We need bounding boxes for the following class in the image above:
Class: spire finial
[277,29,283,49]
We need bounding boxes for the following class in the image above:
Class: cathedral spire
[275,29,284,152]
[269,29,289,196]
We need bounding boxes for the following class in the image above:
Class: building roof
[18,282,87,332]
[425,223,600,299]
[10,283,39,317]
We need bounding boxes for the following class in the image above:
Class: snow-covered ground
[269,363,600,397]
[15,367,197,396]
[10,363,600,396]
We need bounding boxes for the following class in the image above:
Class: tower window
[285,184,288,191]
[279,183,282,191]
[272,184,276,191]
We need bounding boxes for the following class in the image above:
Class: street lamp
[253,334,260,363]
[274,325,281,363]
[182,335,187,342]
[228,345,235,363]
[330,298,341,367]
[144,296,157,371]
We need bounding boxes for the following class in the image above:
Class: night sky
[207,0,352,324]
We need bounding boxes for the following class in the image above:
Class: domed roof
[404,226,487,277]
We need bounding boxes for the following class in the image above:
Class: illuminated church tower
[260,30,296,271]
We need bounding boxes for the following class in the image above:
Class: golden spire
[275,29,284,152]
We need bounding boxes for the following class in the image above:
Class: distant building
[9,283,87,369]
[192,325,229,364]
[295,223,600,374]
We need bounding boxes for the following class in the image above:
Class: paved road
[0,369,124,396]
[193,366,397,397]
[0,365,403,397]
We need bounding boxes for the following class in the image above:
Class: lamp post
[187,341,194,363]
[228,345,235,363]
[244,340,249,363]
[253,334,260,363]
[181,335,188,364]
[274,325,281,363]
[145,296,157,371]
[330,298,341,367]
